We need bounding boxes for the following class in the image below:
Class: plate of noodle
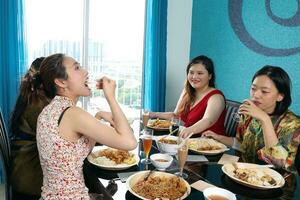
[222,163,285,189]
[188,137,229,155]
[147,119,173,131]
[87,146,139,170]
[127,171,191,200]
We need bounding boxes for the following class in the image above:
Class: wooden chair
[0,107,11,200]
[224,99,241,137]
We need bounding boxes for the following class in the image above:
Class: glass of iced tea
[175,138,188,179]
[141,129,153,164]
[142,109,150,128]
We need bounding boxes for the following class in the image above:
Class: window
[25,0,145,121]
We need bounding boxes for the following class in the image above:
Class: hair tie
[30,71,42,91]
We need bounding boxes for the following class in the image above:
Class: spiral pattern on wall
[228,0,300,56]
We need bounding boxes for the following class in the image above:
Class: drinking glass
[175,138,188,179]
[141,129,153,164]
[142,109,150,128]
[169,117,183,135]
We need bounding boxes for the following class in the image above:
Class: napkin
[217,154,239,165]
[175,155,208,162]
[191,180,216,192]
[117,171,137,183]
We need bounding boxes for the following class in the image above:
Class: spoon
[144,169,156,181]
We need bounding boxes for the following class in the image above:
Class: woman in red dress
[150,55,226,138]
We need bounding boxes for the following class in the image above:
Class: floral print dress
[37,96,93,199]
[236,110,300,174]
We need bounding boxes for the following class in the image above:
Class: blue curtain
[143,0,167,111]
[0,0,27,129]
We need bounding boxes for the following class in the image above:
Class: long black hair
[10,57,47,136]
[252,65,291,116]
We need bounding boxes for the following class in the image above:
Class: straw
[161,127,179,140]
[177,132,193,149]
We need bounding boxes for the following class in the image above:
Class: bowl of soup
[155,135,179,155]
[150,153,173,170]
[203,187,236,200]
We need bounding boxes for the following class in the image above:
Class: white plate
[87,146,139,170]
[126,170,191,200]
[147,119,172,131]
[222,162,285,190]
[188,138,229,155]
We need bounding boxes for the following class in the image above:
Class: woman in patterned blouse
[36,54,137,199]
[203,65,300,174]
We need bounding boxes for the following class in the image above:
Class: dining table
[85,121,300,200]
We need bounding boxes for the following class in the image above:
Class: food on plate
[233,168,277,186]
[132,175,187,199]
[188,138,226,151]
[90,148,136,166]
[148,119,172,129]
[158,138,177,144]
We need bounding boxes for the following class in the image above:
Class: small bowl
[203,187,236,200]
[155,135,179,155]
[150,153,173,170]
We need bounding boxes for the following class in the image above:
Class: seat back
[295,145,300,175]
[0,108,10,168]
[0,147,9,200]
[0,107,11,200]
[295,115,300,174]
[224,100,241,137]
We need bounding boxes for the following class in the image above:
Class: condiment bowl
[203,187,236,200]
[150,153,173,170]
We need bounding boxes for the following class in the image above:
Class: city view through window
[25,0,145,122]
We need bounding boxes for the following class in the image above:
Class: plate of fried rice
[87,146,139,170]
[126,170,191,200]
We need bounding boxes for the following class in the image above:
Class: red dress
[179,89,226,135]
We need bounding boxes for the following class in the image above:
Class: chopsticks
[160,127,179,140]
[232,163,274,170]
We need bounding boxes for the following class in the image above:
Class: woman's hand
[95,111,115,127]
[201,130,219,140]
[101,76,116,99]
[239,99,269,122]
[179,127,194,139]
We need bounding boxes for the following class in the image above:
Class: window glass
[25,0,145,121]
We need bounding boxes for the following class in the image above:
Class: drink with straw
[175,137,188,179]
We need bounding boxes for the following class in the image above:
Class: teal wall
[190,0,300,115]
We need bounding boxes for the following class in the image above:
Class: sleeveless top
[37,96,92,199]
[179,89,226,135]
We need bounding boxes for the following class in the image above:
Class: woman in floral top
[36,53,137,199]
[203,66,300,174]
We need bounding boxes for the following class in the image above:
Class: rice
[94,156,116,166]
